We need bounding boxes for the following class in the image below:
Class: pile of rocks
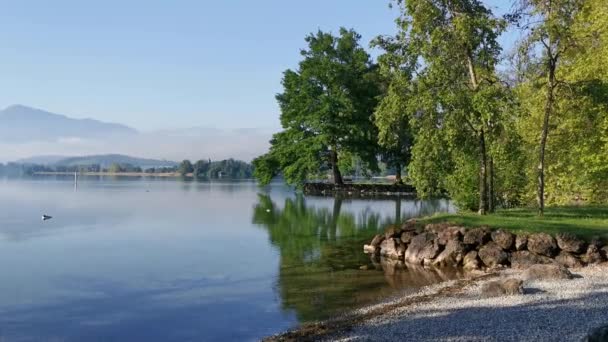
[363,220,608,270]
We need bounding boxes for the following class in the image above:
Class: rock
[527,233,558,257]
[583,244,605,264]
[401,218,417,232]
[555,251,584,268]
[463,251,480,270]
[436,226,465,245]
[522,264,574,280]
[478,242,509,267]
[585,324,608,342]
[404,232,441,265]
[491,229,515,250]
[590,236,604,248]
[363,244,378,254]
[370,234,384,247]
[480,278,524,297]
[433,239,467,267]
[601,246,608,260]
[424,222,450,234]
[400,231,417,244]
[555,232,586,253]
[463,227,490,246]
[384,226,400,239]
[510,251,556,269]
[380,238,402,260]
[515,234,528,251]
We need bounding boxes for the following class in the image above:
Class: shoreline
[266,263,608,341]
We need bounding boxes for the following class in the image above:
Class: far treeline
[253,0,608,215]
[0,158,253,179]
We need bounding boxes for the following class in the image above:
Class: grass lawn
[418,205,608,240]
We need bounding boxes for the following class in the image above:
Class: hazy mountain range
[0,105,137,142]
[17,154,178,168]
[0,105,273,163]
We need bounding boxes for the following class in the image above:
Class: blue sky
[0,0,515,131]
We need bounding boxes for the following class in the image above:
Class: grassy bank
[418,206,608,240]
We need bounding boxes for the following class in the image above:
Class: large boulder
[463,251,480,270]
[590,236,604,248]
[527,233,558,257]
[601,246,608,260]
[555,251,585,268]
[463,227,491,246]
[491,229,515,250]
[380,238,402,260]
[583,244,605,264]
[404,232,441,265]
[436,226,465,246]
[370,234,384,247]
[433,239,467,267]
[424,222,450,234]
[400,218,417,232]
[363,244,378,254]
[400,231,417,244]
[522,264,574,280]
[515,233,528,251]
[384,226,400,239]
[480,278,524,297]
[510,251,556,269]
[555,232,586,254]
[478,242,509,267]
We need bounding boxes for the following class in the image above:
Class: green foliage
[178,160,194,176]
[254,28,381,186]
[108,163,123,173]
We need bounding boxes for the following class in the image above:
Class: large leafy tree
[253,28,381,186]
[373,35,416,185]
[513,0,606,211]
[388,0,507,213]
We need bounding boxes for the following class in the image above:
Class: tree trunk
[394,163,403,184]
[330,148,343,185]
[478,129,488,215]
[538,58,556,216]
[488,156,494,213]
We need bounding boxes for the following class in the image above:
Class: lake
[0,176,454,341]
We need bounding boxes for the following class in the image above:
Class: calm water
[0,176,454,341]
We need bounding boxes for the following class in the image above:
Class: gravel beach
[268,263,608,341]
[334,263,608,341]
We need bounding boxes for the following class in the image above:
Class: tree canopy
[253,28,381,186]
[253,0,608,213]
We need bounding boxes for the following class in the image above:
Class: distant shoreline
[35,171,186,177]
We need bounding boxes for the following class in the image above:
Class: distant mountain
[0,105,137,142]
[16,155,70,165]
[53,154,178,168]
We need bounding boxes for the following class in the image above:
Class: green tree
[514,0,585,215]
[193,159,210,178]
[387,0,507,213]
[108,163,123,173]
[372,36,415,184]
[178,159,194,176]
[253,28,381,186]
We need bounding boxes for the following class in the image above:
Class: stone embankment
[364,220,608,271]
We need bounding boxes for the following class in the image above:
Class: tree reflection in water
[252,194,460,322]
